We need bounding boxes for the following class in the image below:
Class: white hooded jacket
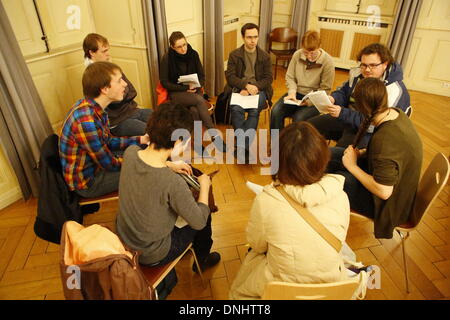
[229,174,352,300]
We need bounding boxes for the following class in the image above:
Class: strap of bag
[274,183,342,253]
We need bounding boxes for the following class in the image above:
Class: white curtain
[259,0,274,52]
[387,0,423,69]
[141,0,169,106]
[290,0,311,48]
[0,2,53,199]
[203,0,224,97]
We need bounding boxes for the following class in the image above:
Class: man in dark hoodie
[308,43,410,148]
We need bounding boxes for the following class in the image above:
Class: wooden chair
[262,272,367,300]
[207,101,217,126]
[268,27,298,79]
[78,190,119,206]
[405,105,413,118]
[140,243,205,299]
[351,152,450,293]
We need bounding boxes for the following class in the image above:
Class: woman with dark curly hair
[116,103,220,298]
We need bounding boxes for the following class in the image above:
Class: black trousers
[307,114,356,148]
[147,214,213,267]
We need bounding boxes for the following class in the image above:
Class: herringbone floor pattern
[0,68,449,300]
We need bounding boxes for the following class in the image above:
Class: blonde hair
[301,30,321,51]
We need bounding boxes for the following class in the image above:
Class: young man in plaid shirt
[59,61,149,198]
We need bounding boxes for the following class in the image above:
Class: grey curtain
[0,2,53,199]
[141,0,169,106]
[387,0,423,69]
[291,0,311,48]
[203,0,224,97]
[259,0,274,52]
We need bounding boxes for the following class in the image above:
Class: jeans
[270,93,320,131]
[327,147,374,218]
[144,214,213,267]
[75,169,121,198]
[230,91,267,151]
[110,108,153,137]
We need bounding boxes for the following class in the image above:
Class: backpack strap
[274,183,342,253]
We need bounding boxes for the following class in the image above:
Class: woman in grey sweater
[116,103,220,272]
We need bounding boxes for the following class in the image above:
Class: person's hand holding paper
[327,104,342,118]
[245,84,259,95]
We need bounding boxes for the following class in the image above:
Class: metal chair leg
[189,247,206,288]
[397,230,410,294]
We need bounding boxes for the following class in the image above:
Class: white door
[0,144,22,210]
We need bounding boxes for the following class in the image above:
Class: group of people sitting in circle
[58,22,422,299]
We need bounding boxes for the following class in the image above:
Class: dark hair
[169,31,186,47]
[352,77,389,147]
[82,61,122,99]
[357,43,394,67]
[273,122,330,186]
[145,103,194,150]
[83,33,109,59]
[301,30,321,51]
[241,23,259,37]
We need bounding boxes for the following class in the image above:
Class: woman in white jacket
[229,122,352,300]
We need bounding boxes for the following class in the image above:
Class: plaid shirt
[59,98,140,191]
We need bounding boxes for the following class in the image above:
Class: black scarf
[168,43,198,84]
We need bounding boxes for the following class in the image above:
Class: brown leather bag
[188,166,219,213]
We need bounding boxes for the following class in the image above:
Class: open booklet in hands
[177,73,201,88]
[283,90,332,113]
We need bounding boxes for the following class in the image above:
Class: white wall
[0,0,152,207]
[165,0,204,62]
[403,0,450,97]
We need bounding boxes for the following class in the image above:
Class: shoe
[192,252,221,273]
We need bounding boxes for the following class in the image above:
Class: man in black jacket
[225,23,273,163]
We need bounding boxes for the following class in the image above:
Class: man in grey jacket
[224,23,273,163]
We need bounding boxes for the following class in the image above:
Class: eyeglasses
[359,62,383,70]
[174,43,187,50]
[303,49,319,57]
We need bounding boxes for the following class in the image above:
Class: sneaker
[192,252,221,273]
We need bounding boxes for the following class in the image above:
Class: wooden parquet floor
[0,68,449,300]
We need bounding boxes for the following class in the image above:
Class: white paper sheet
[283,97,301,106]
[175,216,188,228]
[230,93,259,109]
[177,73,201,88]
[307,90,332,113]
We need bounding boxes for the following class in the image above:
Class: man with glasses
[308,43,410,148]
[270,30,335,131]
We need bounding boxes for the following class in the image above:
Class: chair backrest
[262,274,366,300]
[409,152,450,228]
[269,27,298,49]
[405,105,413,118]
